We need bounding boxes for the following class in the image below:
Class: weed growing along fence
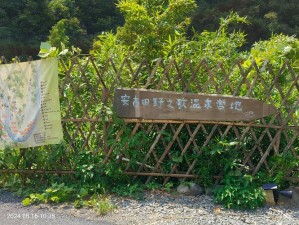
[0,56,298,187]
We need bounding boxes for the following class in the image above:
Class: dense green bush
[214,172,265,209]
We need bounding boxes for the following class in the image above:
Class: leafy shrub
[214,172,265,209]
[22,182,76,206]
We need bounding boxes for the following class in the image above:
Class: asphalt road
[0,190,114,225]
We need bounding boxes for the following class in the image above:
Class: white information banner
[0,58,63,148]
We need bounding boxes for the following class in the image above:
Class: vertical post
[102,87,109,154]
[274,129,281,154]
[275,113,284,155]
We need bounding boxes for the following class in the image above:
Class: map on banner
[0,58,63,148]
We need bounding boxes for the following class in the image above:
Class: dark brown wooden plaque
[113,88,277,122]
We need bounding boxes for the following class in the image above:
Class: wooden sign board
[113,88,277,122]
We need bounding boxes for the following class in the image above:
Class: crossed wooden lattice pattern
[0,56,298,183]
[57,57,298,183]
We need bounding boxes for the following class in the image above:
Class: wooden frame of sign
[113,88,277,122]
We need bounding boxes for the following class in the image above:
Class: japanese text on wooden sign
[113,88,277,122]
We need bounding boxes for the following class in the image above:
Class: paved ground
[0,190,113,225]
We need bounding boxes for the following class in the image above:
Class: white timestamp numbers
[7,213,56,219]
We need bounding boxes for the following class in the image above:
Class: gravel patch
[1,189,299,225]
[100,191,299,225]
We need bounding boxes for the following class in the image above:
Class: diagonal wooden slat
[146,123,185,183]
[163,124,202,184]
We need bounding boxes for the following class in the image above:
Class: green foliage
[46,0,122,52]
[112,183,144,200]
[48,20,70,49]
[22,182,75,206]
[74,150,126,187]
[91,32,129,64]
[48,0,78,21]
[93,0,198,62]
[264,11,278,34]
[246,34,299,69]
[214,172,265,209]
[268,150,299,188]
[194,137,247,188]
[92,3,249,69]
[0,147,21,169]
[76,194,116,215]
[164,11,249,66]
[145,181,161,191]
[48,18,89,51]
[1,0,298,57]
[76,0,123,33]
[0,0,53,58]
[107,115,156,172]
[22,183,116,215]
[192,0,299,48]
[240,34,298,122]
[193,135,266,210]
[163,182,174,192]
[0,0,122,57]
[38,42,69,58]
[13,147,125,214]
[116,0,197,60]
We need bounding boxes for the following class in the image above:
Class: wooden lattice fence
[0,56,298,184]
